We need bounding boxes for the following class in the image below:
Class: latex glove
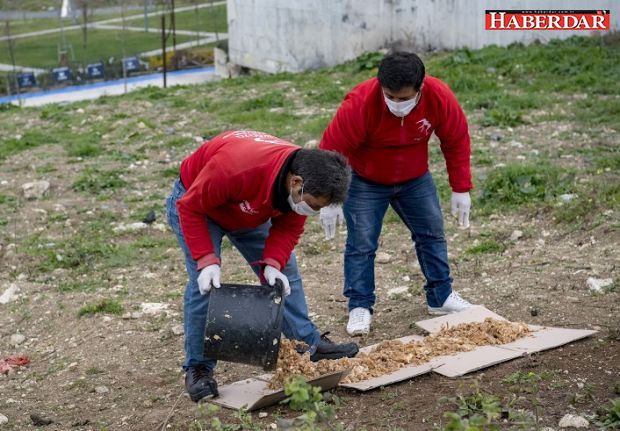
[319,204,345,240]
[197,264,221,295]
[264,265,291,297]
[451,192,471,228]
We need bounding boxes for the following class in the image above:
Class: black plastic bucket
[204,282,284,370]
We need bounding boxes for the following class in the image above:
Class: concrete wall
[227,0,618,73]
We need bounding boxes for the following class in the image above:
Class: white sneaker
[427,291,475,315]
[346,307,372,336]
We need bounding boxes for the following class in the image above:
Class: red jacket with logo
[177,131,304,271]
[319,76,472,192]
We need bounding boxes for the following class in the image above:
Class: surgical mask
[287,184,319,216]
[384,88,422,117]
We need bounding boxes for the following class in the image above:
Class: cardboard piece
[430,346,524,378]
[415,306,507,334]
[500,326,597,354]
[211,370,347,411]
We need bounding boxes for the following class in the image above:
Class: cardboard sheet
[211,370,347,411]
[430,345,524,378]
[415,306,507,334]
[500,326,597,354]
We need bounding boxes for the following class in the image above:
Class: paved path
[0,66,217,107]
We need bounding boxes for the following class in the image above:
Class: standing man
[319,52,475,336]
[167,130,359,402]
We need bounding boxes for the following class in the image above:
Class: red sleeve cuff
[196,253,220,270]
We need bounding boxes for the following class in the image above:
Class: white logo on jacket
[417,118,432,134]
[239,200,258,214]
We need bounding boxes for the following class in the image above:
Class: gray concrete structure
[227,0,618,73]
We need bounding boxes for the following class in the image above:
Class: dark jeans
[343,171,453,311]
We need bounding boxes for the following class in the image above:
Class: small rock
[586,277,613,293]
[0,413,7,424]
[10,333,26,346]
[0,283,19,304]
[141,303,169,315]
[559,194,577,203]
[171,324,184,336]
[94,385,109,394]
[489,131,502,142]
[558,413,589,428]
[142,210,156,225]
[387,286,409,299]
[509,230,523,241]
[131,312,143,319]
[30,413,53,426]
[258,412,268,418]
[21,180,50,200]
[68,362,78,370]
[530,307,539,317]
[164,127,176,135]
[113,222,148,233]
[376,252,392,264]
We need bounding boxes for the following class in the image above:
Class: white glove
[319,204,345,240]
[264,265,291,297]
[197,264,221,295]
[451,192,471,228]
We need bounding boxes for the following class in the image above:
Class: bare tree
[76,0,88,48]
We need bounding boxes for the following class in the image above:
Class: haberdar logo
[485,10,610,30]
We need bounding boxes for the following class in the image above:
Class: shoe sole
[188,390,217,403]
[427,309,450,315]
[346,328,370,336]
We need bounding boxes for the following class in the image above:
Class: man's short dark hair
[377,51,425,91]
[291,149,351,204]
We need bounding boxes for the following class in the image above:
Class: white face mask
[287,184,319,216]
[383,88,422,117]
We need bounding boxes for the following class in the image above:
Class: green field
[0,28,194,68]
[125,4,227,34]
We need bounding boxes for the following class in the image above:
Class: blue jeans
[166,178,321,371]
[343,171,453,311]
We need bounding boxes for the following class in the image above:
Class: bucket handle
[271,279,285,330]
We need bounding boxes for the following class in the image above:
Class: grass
[125,4,227,34]
[466,239,505,255]
[72,167,127,194]
[78,299,123,317]
[0,28,194,68]
[477,163,575,212]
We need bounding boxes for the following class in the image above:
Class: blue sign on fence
[52,67,72,83]
[17,72,36,88]
[86,62,104,79]
[122,57,140,73]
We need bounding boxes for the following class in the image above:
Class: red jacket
[319,76,472,192]
[177,131,305,270]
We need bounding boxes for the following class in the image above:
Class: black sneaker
[185,364,219,402]
[310,332,359,362]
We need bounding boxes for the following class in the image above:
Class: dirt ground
[0,106,618,431]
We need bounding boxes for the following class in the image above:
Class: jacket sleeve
[260,212,306,271]
[176,160,239,268]
[319,93,366,156]
[434,85,473,193]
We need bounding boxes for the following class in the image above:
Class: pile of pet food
[269,318,531,389]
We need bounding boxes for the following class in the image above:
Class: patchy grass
[78,299,123,317]
[72,167,127,194]
[466,239,505,255]
[477,163,575,212]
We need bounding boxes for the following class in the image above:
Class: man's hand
[264,265,291,296]
[319,204,345,240]
[451,192,471,228]
[197,264,221,295]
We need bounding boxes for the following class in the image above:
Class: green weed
[72,168,127,194]
[78,299,123,317]
[466,239,504,255]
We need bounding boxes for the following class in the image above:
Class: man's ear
[289,175,304,190]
